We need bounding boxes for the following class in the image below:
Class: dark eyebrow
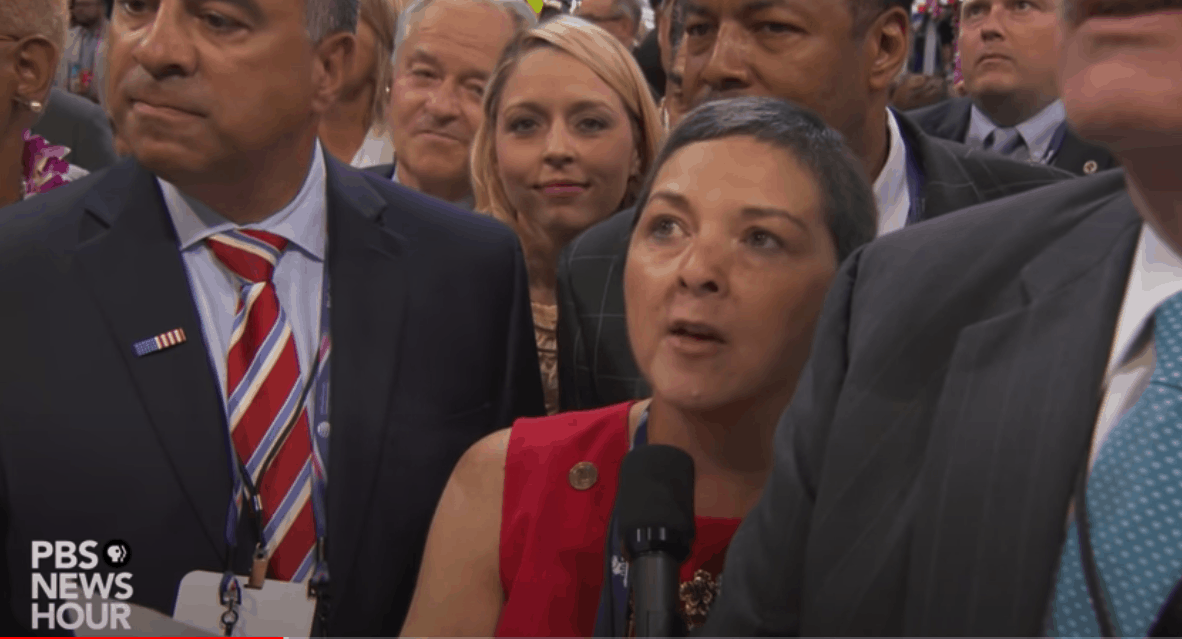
[685,0,792,18]
[648,194,809,234]
[191,0,265,23]
[649,190,691,211]
[740,206,809,233]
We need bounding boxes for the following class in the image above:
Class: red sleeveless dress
[495,402,741,637]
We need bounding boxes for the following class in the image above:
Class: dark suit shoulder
[364,163,395,180]
[357,168,520,255]
[918,134,1073,218]
[562,206,636,264]
[933,134,1071,184]
[860,168,1129,288]
[907,99,957,136]
[45,88,108,127]
[906,97,971,143]
[0,165,113,259]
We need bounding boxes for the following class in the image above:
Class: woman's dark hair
[632,96,877,263]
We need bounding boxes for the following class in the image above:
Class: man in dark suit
[0,0,543,635]
[556,0,1071,411]
[30,87,118,173]
[908,0,1114,177]
[910,95,1115,176]
[700,0,1182,634]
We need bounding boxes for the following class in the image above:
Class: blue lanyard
[217,278,332,617]
[900,123,928,227]
[593,407,650,637]
[1041,121,1070,165]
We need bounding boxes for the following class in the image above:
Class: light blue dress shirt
[159,143,328,402]
[966,99,1067,164]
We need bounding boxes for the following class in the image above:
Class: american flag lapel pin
[133,328,187,357]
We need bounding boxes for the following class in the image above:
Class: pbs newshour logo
[31,540,133,630]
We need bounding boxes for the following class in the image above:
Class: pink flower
[21,129,72,199]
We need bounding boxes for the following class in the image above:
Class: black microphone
[617,444,696,638]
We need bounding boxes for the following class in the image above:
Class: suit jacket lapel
[1054,129,1114,177]
[903,191,1142,635]
[72,160,231,554]
[321,158,408,609]
[896,112,985,221]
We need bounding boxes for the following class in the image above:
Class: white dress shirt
[159,142,328,401]
[873,109,912,237]
[1090,223,1182,467]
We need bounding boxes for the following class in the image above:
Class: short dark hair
[633,96,876,264]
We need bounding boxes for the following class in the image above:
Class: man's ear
[865,7,910,95]
[311,32,357,115]
[13,36,59,109]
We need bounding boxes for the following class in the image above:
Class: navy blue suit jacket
[0,154,545,635]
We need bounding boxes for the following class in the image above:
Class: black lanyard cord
[226,351,325,569]
[1072,460,1121,638]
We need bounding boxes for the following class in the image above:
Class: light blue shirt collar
[159,140,328,261]
[966,99,1066,164]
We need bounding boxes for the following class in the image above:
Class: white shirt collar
[350,127,395,169]
[1106,222,1182,378]
[159,140,328,261]
[873,109,912,237]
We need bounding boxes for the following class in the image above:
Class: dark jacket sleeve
[0,454,17,636]
[497,236,547,426]
[697,246,865,636]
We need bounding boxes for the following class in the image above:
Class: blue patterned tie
[1050,292,1182,637]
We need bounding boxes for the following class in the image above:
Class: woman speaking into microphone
[398,96,877,637]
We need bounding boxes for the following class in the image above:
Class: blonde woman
[470,16,663,414]
[319,0,397,167]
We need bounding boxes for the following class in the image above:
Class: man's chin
[128,138,221,182]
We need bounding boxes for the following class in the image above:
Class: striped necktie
[1050,291,1182,636]
[984,127,1029,162]
[207,229,316,581]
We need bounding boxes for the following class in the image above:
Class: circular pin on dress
[568,461,598,490]
[317,422,330,439]
[1083,160,1099,175]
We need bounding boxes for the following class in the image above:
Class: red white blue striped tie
[207,229,316,581]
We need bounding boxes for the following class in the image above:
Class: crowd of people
[0,0,1178,635]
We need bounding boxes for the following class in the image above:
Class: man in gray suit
[31,87,118,172]
[700,0,1182,635]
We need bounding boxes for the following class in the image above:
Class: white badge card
[173,570,316,637]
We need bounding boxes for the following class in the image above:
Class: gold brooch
[568,461,598,490]
[679,569,721,631]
